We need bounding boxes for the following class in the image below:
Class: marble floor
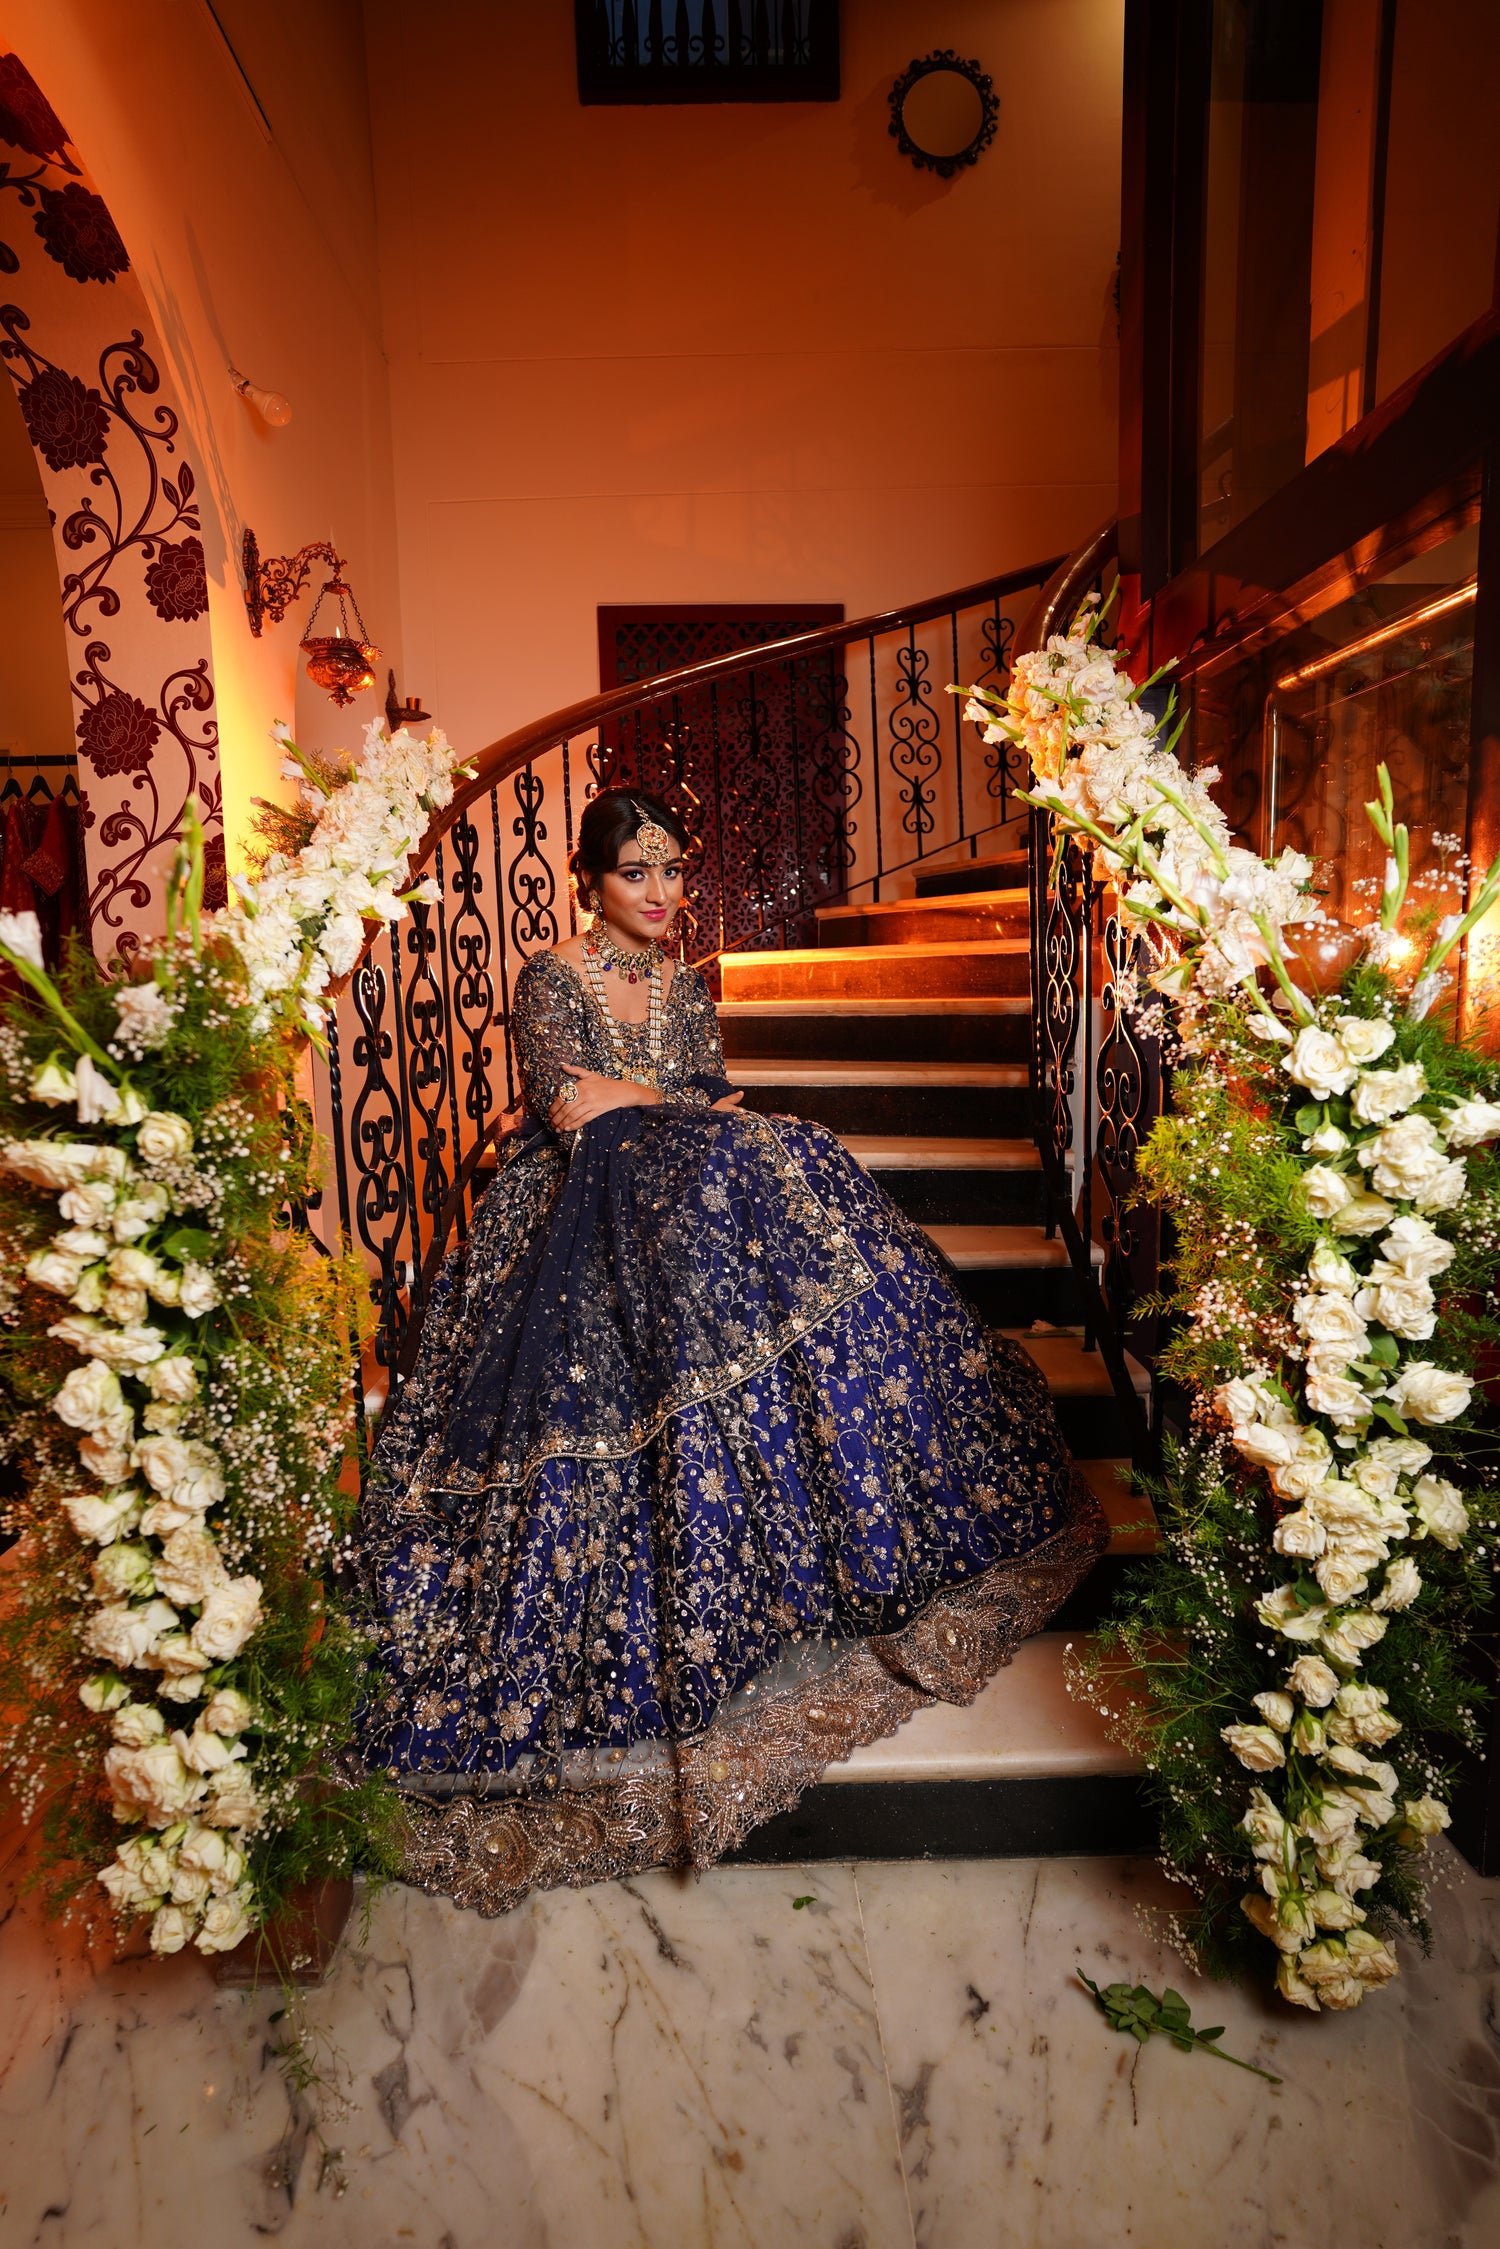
[2,1825,1497,2249]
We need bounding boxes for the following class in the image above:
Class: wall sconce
[228,365,292,427]
[385,669,432,733]
[242,528,381,708]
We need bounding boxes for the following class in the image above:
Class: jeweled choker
[589,926,664,984]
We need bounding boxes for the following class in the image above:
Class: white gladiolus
[0,907,46,970]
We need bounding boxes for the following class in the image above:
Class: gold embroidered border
[379,1482,1108,1916]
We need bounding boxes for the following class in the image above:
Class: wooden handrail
[335,553,1064,989]
[431,556,1066,840]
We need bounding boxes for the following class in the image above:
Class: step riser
[739,1085,1033,1136]
[914,853,1028,899]
[1052,1394,1138,1459]
[874,1170,1046,1226]
[955,1265,1092,1327]
[725,1775,1157,1863]
[1050,1554,1153,1632]
[721,1014,1031,1063]
[723,951,1028,1002]
[818,899,1028,948]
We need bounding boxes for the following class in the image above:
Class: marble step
[719,939,1029,1004]
[815,890,1029,948]
[728,1632,1154,1865]
[719,996,1030,1065]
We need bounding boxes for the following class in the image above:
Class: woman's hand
[710,1090,744,1111]
[548,1066,660,1132]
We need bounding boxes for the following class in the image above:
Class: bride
[354,789,1105,1911]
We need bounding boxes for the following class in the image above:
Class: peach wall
[0,0,401,867]
[364,0,1124,761]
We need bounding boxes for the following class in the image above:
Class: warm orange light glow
[1274,581,1477,693]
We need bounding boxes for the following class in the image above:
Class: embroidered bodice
[511,950,728,1121]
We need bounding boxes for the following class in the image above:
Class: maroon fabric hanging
[21,790,82,968]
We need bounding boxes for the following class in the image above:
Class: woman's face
[597,832,685,944]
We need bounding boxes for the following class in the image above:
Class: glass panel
[1264,526,1477,934]
[1198,0,1325,548]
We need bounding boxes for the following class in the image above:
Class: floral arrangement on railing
[960,601,1500,2013]
[0,719,462,1958]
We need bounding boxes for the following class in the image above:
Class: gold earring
[588,885,605,921]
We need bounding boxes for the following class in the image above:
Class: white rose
[1251,1691,1296,1733]
[1315,1552,1371,1605]
[1306,1481,1385,1535]
[1273,1507,1326,1559]
[178,1261,220,1318]
[1241,1787,1289,1858]
[135,1111,194,1165]
[157,1668,208,1703]
[1221,1722,1286,1771]
[0,1138,126,1190]
[149,1903,193,1954]
[201,1766,262,1830]
[1293,1290,1368,1349]
[1287,1655,1341,1707]
[1291,1707,1327,1756]
[1414,1160,1467,1213]
[110,1699,167,1747]
[1377,1215,1455,1281]
[142,1402,186,1434]
[1370,1555,1422,1610]
[91,1542,155,1601]
[176,1826,245,1889]
[1235,1420,1298,1468]
[104,1738,205,1825]
[1361,1114,1447,1200]
[1301,1165,1354,1218]
[85,1597,178,1670]
[79,1672,130,1712]
[29,1057,78,1105]
[104,1280,150,1326]
[1309,1888,1367,1933]
[26,1247,89,1297]
[131,1436,225,1512]
[1350,1061,1426,1124]
[169,1861,213,1906]
[1398,1796,1451,1842]
[80,1435,136,1485]
[1306,1242,1358,1292]
[1287,1028,1358,1100]
[153,1631,212,1679]
[1257,1583,1328,1641]
[52,1359,128,1435]
[152,1524,230,1607]
[1334,1014,1396,1065]
[1410,1473,1469,1548]
[194,1886,255,1955]
[1302,1791,1361,1848]
[69,1265,106,1313]
[98,1849,167,1912]
[1304,1369,1370,1427]
[111,1184,171,1243]
[1239,1892,1308,1955]
[1441,1096,1500,1148]
[61,1485,142,1545]
[201,1687,254,1737]
[109,1245,161,1292]
[49,1315,167,1371]
[1355,1276,1436,1340]
[1304,1122,1349,1157]
[1364,1433,1433,1480]
[145,1355,199,1404]
[1331,1191,1396,1237]
[59,1180,116,1228]
[1387,1363,1472,1426]
[171,1724,246,1775]
[1320,1610,1388,1666]
[1342,1929,1399,1988]
[191,1576,263,1663]
[1275,1955,1320,2011]
[1327,1684,1402,1748]
[1314,1839,1383,1896]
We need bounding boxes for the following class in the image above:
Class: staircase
[716,849,1158,1864]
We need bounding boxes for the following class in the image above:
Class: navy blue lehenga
[355,951,1105,1912]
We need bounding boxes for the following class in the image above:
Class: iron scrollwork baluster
[402,899,452,1239]
[348,947,414,1382]
[509,765,560,955]
[888,624,943,858]
[1097,906,1163,1360]
[447,810,496,1137]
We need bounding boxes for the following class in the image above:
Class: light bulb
[228,366,292,427]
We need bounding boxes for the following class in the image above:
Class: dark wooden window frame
[574,0,841,106]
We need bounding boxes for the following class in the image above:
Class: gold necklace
[581,939,664,1088]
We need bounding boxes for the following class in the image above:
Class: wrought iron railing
[1018,526,1162,1452]
[311,558,1060,1405]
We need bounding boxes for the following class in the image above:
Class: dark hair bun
[569,787,688,890]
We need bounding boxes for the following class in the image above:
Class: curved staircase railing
[310,556,1063,1409]
[1016,523,1162,1452]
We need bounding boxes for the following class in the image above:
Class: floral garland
[0,721,461,1956]
[961,604,1500,2011]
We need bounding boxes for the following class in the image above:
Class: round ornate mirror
[888,51,998,179]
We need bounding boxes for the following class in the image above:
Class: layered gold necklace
[581,932,665,1087]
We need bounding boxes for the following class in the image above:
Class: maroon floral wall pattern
[0,52,225,955]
